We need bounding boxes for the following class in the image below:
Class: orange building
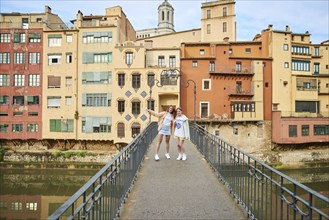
[180,41,272,122]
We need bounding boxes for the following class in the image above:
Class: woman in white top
[147,106,175,161]
[174,107,190,161]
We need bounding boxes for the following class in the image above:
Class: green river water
[0,163,328,219]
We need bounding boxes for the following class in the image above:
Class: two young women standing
[147,106,190,161]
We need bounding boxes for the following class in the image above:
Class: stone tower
[157,0,175,35]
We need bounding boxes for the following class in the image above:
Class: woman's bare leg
[165,135,170,154]
[156,134,163,155]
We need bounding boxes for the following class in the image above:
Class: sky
[1,0,328,44]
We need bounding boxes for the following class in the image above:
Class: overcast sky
[1,0,328,44]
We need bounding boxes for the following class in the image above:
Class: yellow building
[201,0,236,42]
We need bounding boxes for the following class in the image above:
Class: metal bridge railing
[48,122,158,220]
[190,123,329,220]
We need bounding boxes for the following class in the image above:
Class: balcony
[228,88,253,97]
[296,85,317,91]
[210,67,254,76]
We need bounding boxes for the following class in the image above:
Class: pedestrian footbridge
[48,122,329,220]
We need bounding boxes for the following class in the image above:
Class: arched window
[162,11,164,21]
[167,11,170,21]
[223,7,227,17]
[131,122,141,138]
[117,122,125,138]
[132,99,141,115]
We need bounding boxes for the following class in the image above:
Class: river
[0,163,328,219]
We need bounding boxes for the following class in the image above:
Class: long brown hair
[168,105,176,118]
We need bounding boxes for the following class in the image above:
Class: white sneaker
[182,154,187,161]
[165,153,170,159]
[154,154,160,161]
[176,153,182,160]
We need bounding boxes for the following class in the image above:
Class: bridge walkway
[119,137,246,220]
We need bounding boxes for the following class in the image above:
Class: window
[14,52,25,64]
[202,79,211,90]
[82,32,112,44]
[13,96,24,105]
[148,99,155,110]
[245,48,251,54]
[314,125,329,136]
[82,93,111,107]
[292,46,309,55]
[26,202,38,211]
[14,33,26,43]
[215,130,220,136]
[284,62,289,68]
[292,60,310,71]
[236,62,242,72]
[13,112,23,116]
[47,96,61,108]
[132,74,141,89]
[0,74,10,86]
[125,52,133,65]
[27,124,38,133]
[200,102,209,118]
[118,73,125,87]
[233,102,255,112]
[0,96,9,105]
[314,63,320,74]
[28,112,38,116]
[207,24,211,34]
[223,7,227,16]
[161,73,177,85]
[65,77,72,87]
[29,52,40,64]
[22,18,29,24]
[11,202,22,210]
[65,96,72,105]
[169,56,176,68]
[48,34,62,47]
[131,123,141,138]
[295,101,318,113]
[12,124,23,132]
[0,52,10,64]
[117,122,125,138]
[192,61,198,67]
[283,44,289,51]
[236,81,242,93]
[314,47,319,56]
[162,11,164,21]
[48,76,61,88]
[303,82,310,89]
[301,125,309,136]
[50,119,74,132]
[0,112,7,116]
[66,53,72,63]
[0,33,10,43]
[27,96,39,105]
[48,54,61,65]
[0,124,8,132]
[200,49,205,55]
[132,99,141,115]
[158,56,165,67]
[209,61,215,72]
[289,125,297,137]
[118,100,125,113]
[147,74,155,87]
[14,74,25,86]
[206,9,211,19]
[28,33,41,43]
[223,22,227,32]
[82,52,112,63]
[233,127,238,135]
[82,72,111,84]
[66,34,73,43]
[301,36,304,41]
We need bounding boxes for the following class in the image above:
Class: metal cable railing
[48,122,158,220]
[190,123,329,220]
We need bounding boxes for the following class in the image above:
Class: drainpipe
[75,31,79,141]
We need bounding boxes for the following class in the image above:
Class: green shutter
[48,34,62,39]
[29,33,41,39]
[108,52,112,63]
[50,119,56,132]
[83,52,94,64]
[0,96,3,102]
[68,120,74,132]
[14,34,20,43]
[55,119,61,132]
[27,96,33,102]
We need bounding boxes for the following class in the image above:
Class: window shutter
[83,52,94,63]
[85,117,93,133]
[50,119,56,132]
[108,53,112,63]
[48,76,61,87]
[14,34,20,43]
[55,119,61,132]
[0,96,3,102]
[48,34,62,38]
[94,72,101,81]
[108,71,112,84]
[68,120,74,132]
[27,96,33,102]
[107,93,112,101]
[82,93,87,105]
[117,123,125,138]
